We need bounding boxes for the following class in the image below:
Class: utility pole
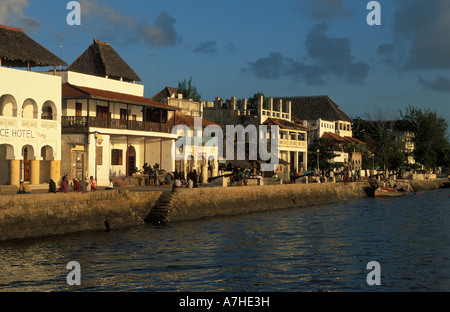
[151,54,157,94]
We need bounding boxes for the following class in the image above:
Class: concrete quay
[0,178,448,242]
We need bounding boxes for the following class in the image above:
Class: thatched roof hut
[66,39,141,82]
[0,24,67,68]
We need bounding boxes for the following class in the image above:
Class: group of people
[48,175,98,194]
[172,169,201,191]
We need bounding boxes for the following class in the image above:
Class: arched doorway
[22,146,34,182]
[42,100,57,120]
[127,145,136,177]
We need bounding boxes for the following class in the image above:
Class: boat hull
[374,186,407,198]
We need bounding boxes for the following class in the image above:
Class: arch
[22,98,38,119]
[41,145,55,161]
[22,145,35,182]
[42,100,57,120]
[127,145,136,177]
[0,144,15,160]
[0,144,15,185]
[0,94,18,117]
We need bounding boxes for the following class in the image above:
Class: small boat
[374,186,408,198]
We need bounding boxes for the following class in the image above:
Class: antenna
[151,54,157,94]
[59,42,63,71]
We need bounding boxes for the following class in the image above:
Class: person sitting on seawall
[72,178,82,192]
[17,180,31,194]
[106,179,114,190]
[80,177,90,193]
[58,175,69,193]
[48,178,57,193]
[90,176,97,191]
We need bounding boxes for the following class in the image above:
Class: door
[23,147,30,182]
[76,102,82,117]
[127,146,136,177]
[71,152,85,180]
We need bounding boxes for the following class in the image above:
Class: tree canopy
[400,106,450,168]
[178,76,201,101]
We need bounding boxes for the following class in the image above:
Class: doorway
[23,147,31,182]
[127,145,136,177]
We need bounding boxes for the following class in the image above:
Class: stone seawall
[168,182,372,222]
[0,178,448,242]
[0,190,161,242]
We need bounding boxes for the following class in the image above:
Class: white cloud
[79,0,180,47]
[0,0,41,33]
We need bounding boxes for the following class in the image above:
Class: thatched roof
[66,39,141,82]
[0,25,67,68]
[273,95,353,123]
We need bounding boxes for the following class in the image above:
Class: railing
[279,139,307,148]
[62,116,173,134]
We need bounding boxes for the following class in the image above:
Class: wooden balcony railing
[62,116,173,134]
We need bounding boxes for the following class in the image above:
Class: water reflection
[0,188,449,292]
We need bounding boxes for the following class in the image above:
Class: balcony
[62,116,174,134]
[279,139,307,149]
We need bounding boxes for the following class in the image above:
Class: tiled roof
[62,83,176,110]
[273,95,353,123]
[321,132,366,144]
[168,114,223,128]
[263,117,310,131]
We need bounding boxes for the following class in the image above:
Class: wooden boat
[374,186,408,198]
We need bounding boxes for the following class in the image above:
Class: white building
[0,25,66,186]
[59,40,179,186]
[274,95,353,145]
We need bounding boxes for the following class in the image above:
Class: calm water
[0,188,449,292]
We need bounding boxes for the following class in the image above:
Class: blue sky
[1,0,449,128]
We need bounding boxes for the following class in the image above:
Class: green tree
[308,139,339,171]
[178,76,201,101]
[400,106,450,169]
[247,92,268,110]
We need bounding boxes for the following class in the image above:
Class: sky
[1,0,449,129]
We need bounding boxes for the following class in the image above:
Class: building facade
[58,40,178,186]
[0,25,66,186]
[203,95,309,178]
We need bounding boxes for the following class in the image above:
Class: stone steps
[145,191,175,223]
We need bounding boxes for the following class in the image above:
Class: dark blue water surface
[0,188,449,292]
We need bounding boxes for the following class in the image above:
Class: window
[97,105,108,119]
[111,149,123,166]
[96,146,103,165]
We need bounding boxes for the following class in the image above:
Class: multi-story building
[58,40,179,186]
[152,86,203,117]
[203,95,309,179]
[273,95,353,144]
[0,25,66,186]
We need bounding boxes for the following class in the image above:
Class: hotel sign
[0,128,47,139]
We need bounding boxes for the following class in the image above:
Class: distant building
[273,95,353,144]
[0,24,66,186]
[203,95,310,179]
[152,86,203,117]
[57,39,178,186]
[168,114,221,182]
